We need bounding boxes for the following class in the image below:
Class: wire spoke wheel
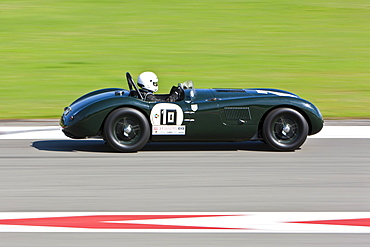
[104,108,150,152]
[272,116,299,144]
[114,117,142,144]
[263,108,308,151]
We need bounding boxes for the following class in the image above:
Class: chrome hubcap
[123,124,132,137]
[282,124,291,136]
[114,117,141,144]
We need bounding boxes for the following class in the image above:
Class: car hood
[211,88,299,99]
[247,88,299,98]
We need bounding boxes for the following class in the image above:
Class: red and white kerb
[0,212,370,233]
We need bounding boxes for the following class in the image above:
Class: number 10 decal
[150,103,185,135]
[161,109,177,125]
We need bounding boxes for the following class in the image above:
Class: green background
[1,0,369,119]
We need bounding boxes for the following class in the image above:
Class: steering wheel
[126,72,143,100]
[170,85,185,101]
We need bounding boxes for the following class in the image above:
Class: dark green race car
[60,72,323,152]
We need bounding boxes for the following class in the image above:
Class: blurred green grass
[0,0,369,119]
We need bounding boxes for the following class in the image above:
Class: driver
[137,71,180,102]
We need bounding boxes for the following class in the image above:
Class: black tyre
[263,108,308,151]
[103,108,150,152]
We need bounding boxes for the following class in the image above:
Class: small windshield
[178,80,194,90]
[179,80,196,102]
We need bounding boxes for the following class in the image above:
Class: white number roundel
[150,103,184,126]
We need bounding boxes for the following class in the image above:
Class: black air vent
[224,107,251,120]
[216,89,246,93]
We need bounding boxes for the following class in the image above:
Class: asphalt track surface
[0,120,370,246]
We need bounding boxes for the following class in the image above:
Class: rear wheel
[263,108,308,151]
[103,108,150,152]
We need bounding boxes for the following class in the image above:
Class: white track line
[0,212,370,233]
[309,126,370,138]
[0,127,68,140]
[0,126,369,139]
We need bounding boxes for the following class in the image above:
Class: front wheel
[103,108,150,152]
[263,108,308,151]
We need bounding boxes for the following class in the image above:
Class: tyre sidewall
[263,108,308,151]
[104,108,150,152]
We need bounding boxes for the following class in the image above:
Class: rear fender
[98,104,152,137]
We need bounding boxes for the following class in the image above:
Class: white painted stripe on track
[0,212,370,233]
[0,126,369,139]
[0,127,69,140]
[309,126,370,139]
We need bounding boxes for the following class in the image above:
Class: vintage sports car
[60,72,323,152]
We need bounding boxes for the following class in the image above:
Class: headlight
[63,107,72,116]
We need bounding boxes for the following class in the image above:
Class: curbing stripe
[0,212,370,233]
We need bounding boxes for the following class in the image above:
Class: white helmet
[137,72,158,92]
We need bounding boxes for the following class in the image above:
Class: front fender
[262,98,323,136]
